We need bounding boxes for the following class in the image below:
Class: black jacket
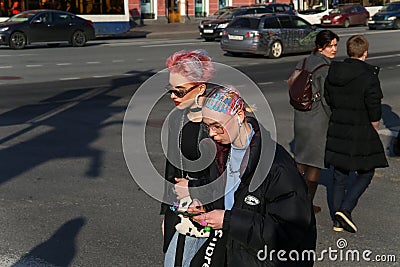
[201,117,316,267]
[324,58,388,171]
[160,109,215,253]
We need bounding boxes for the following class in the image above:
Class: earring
[195,94,202,108]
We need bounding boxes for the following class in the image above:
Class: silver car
[220,14,320,58]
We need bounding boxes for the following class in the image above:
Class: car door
[52,12,75,41]
[28,12,56,42]
[291,16,317,52]
[276,15,296,52]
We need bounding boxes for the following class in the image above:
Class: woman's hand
[161,218,165,237]
[187,199,206,215]
[174,178,189,200]
[192,210,225,229]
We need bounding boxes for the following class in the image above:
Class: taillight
[245,31,260,38]
[86,20,94,26]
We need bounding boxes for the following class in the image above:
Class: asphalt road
[0,27,399,266]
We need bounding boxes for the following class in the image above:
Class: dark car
[253,3,297,15]
[0,9,96,49]
[220,14,320,58]
[199,7,273,41]
[321,4,369,27]
[368,1,400,29]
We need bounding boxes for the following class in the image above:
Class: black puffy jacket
[324,58,388,171]
[207,117,317,267]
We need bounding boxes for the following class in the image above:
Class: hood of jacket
[327,58,380,87]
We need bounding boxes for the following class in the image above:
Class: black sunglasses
[165,84,199,98]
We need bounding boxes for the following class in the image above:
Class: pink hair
[166,49,215,82]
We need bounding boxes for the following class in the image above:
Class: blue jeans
[332,168,374,213]
[164,232,207,267]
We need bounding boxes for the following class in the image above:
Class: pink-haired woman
[161,49,216,267]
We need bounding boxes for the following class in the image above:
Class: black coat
[160,109,215,253]
[197,118,316,267]
[324,58,388,171]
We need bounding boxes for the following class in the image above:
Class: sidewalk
[126,21,200,39]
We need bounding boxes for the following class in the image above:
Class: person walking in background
[324,35,388,233]
[293,30,339,214]
[160,50,216,267]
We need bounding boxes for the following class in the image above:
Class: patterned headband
[203,87,244,115]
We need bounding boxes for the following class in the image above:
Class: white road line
[87,61,100,64]
[258,82,274,85]
[248,62,260,65]
[56,63,71,66]
[142,42,199,48]
[340,30,400,37]
[26,64,43,67]
[0,66,12,69]
[112,59,124,63]
[59,77,80,80]
[93,75,110,78]
[368,54,400,60]
[123,73,134,76]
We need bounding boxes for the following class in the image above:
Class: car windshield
[381,4,400,12]
[7,12,38,22]
[218,9,244,19]
[330,6,348,14]
[229,18,260,29]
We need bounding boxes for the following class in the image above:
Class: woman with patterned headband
[188,86,317,267]
[161,49,216,267]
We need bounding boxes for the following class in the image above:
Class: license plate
[203,29,213,33]
[368,20,375,24]
[322,20,331,23]
[228,35,243,41]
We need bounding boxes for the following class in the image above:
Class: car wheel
[343,19,350,28]
[394,19,400,30]
[71,30,87,47]
[204,37,215,42]
[9,32,26,49]
[268,41,283,59]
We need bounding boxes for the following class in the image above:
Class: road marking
[93,75,111,78]
[87,61,100,64]
[26,64,43,67]
[112,59,124,63]
[258,82,274,85]
[59,77,80,80]
[339,30,400,37]
[56,63,72,66]
[142,42,211,48]
[0,66,12,69]
[248,62,260,65]
[368,54,400,60]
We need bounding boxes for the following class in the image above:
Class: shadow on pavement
[11,217,86,267]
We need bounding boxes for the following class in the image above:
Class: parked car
[205,6,236,20]
[220,14,320,58]
[368,1,400,29]
[253,3,297,15]
[199,7,273,41]
[320,4,369,27]
[0,9,95,49]
[298,6,332,24]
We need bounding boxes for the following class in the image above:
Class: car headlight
[333,15,342,20]
[217,23,229,29]
[388,16,397,21]
[0,27,9,32]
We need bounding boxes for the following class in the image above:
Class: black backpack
[288,58,329,111]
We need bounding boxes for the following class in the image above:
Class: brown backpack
[288,58,329,111]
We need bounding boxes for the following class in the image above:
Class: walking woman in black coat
[324,35,388,233]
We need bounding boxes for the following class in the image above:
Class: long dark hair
[314,30,339,52]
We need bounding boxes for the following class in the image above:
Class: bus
[0,0,131,35]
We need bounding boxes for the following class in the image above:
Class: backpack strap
[300,58,307,70]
